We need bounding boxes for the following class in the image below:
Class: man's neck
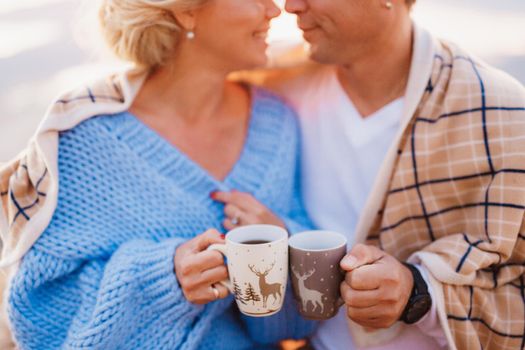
[336,21,413,118]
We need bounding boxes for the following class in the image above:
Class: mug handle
[207,244,233,292]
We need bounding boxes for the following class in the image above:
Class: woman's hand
[174,229,230,304]
[211,190,286,230]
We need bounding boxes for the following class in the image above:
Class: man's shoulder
[438,40,525,105]
[426,40,525,152]
[472,56,525,104]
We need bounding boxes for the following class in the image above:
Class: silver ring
[211,284,220,300]
[231,217,239,226]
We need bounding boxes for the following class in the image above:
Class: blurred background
[1,0,524,161]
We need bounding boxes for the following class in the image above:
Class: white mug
[208,224,288,317]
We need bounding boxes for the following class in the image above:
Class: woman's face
[191,0,281,71]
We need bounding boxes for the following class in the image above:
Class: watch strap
[400,263,431,324]
[404,263,428,296]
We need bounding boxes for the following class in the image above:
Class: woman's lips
[253,31,268,40]
[254,25,270,36]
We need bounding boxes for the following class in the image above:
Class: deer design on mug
[291,266,324,313]
[248,261,282,308]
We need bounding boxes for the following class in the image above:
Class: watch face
[405,295,432,324]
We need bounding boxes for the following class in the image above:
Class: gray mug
[289,230,347,320]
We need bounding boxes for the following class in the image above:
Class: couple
[1,0,524,349]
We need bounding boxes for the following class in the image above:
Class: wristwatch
[399,263,432,324]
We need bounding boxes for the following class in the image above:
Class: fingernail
[210,191,217,199]
[220,234,226,240]
[341,255,357,269]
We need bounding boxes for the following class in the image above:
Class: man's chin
[306,43,336,65]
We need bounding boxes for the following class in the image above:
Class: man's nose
[284,0,307,14]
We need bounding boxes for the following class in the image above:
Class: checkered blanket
[364,40,525,349]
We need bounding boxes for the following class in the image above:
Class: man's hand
[339,244,414,329]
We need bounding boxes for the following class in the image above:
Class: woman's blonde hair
[98,0,207,70]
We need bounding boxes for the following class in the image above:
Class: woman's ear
[173,9,197,32]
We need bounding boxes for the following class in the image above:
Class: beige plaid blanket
[360,39,525,349]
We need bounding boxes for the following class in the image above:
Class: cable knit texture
[8,87,316,350]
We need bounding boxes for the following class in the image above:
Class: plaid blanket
[362,39,525,349]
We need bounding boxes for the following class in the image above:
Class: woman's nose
[267,0,282,19]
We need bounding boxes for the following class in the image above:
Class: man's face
[284,0,393,64]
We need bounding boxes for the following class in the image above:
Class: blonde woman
[3,0,316,348]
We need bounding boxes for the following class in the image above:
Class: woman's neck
[132,58,231,125]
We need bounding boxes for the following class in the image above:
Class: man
[259,0,525,349]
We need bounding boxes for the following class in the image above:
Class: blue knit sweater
[8,87,317,349]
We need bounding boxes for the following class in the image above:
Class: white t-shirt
[279,65,446,350]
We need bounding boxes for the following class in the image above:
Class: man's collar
[400,21,437,126]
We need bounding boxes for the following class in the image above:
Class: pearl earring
[385,1,393,9]
[186,30,195,40]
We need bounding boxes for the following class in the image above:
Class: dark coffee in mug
[241,240,270,245]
